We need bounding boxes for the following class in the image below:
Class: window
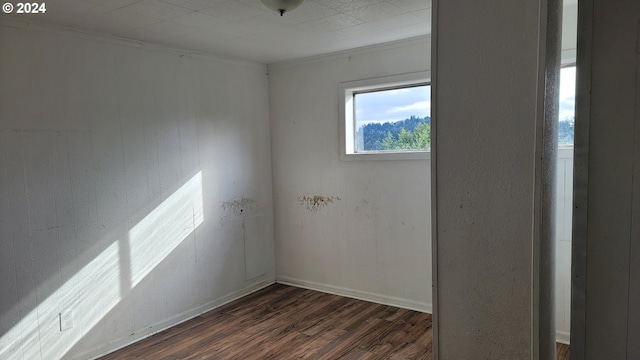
[339,67,571,160]
[558,66,575,148]
[340,71,430,161]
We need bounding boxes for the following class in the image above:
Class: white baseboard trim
[276,276,432,314]
[73,275,567,358]
[277,277,571,345]
[556,331,570,345]
[80,278,275,360]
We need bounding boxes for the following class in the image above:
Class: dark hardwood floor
[557,343,570,360]
[99,284,570,360]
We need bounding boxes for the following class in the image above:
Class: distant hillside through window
[356,116,430,151]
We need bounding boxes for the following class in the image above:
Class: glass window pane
[354,85,431,152]
[559,66,576,147]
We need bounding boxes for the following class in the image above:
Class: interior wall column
[571,1,640,359]
[430,0,561,358]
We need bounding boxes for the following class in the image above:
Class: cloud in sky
[389,100,430,113]
[559,66,576,121]
[355,85,430,126]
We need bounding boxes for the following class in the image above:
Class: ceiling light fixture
[261,0,304,16]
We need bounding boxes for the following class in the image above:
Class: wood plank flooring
[557,343,570,360]
[99,284,570,360]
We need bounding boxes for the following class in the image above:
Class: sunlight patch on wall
[0,171,204,360]
[129,171,204,287]
[0,241,121,360]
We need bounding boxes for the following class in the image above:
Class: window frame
[339,71,431,161]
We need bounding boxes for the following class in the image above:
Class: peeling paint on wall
[222,197,255,215]
[297,195,341,212]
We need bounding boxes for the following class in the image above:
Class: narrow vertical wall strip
[533,0,562,358]
[625,20,640,359]
[571,0,594,358]
[429,0,439,358]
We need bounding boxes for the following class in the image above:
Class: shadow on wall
[0,159,204,359]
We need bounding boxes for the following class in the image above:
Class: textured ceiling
[4,0,432,63]
[3,0,579,64]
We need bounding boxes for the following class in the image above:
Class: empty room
[1,0,639,359]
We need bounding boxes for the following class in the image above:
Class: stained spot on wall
[298,195,341,212]
[222,197,255,215]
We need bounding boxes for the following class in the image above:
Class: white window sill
[341,151,430,161]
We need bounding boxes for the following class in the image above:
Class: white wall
[0,21,275,360]
[269,37,433,312]
[555,149,573,344]
[431,0,561,355]
[268,32,577,343]
[0,4,579,357]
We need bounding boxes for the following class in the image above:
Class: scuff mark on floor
[298,195,341,212]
